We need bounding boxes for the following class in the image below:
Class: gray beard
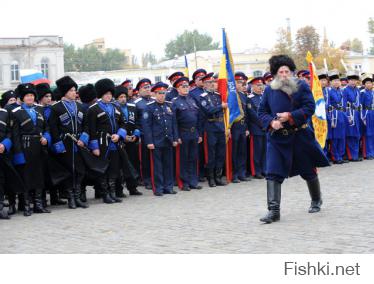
[270,76,299,96]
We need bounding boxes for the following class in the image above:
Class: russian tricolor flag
[20,69,50,85]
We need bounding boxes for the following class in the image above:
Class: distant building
[0,35,64,91]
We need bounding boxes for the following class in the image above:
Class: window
[155,76,162,82]
[10,61,19,81]
[253,70,263,77]
[41,58,49,78]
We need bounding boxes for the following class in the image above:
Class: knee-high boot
[260,180,281,223]
[307,177,322,213]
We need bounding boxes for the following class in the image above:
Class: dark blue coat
[327,87,347,139]
[171,94,201,140]
[133,96,154,134]
[343,85,361,138]
[361,89,374,136]
[258,80,329,178]
[189,87,204,104]
[230,92,248,138]
[247,92,266,136]
[143,101,178,147]
[166,88,179,101]
[199,91,225,133]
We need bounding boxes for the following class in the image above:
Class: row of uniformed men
[0,69,271,219]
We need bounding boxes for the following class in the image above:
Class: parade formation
[1,54,373,224]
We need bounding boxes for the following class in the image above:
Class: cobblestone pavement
[1,160,373,254]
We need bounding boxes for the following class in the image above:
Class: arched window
[10,61,19,81]
[41,57,49,78]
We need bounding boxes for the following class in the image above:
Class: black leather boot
[80,186,87,203]
[18,194,25,212]
[0,196,10,219]
[214,168,227,186]
[23,193,32,217]
[115,179,126,198]
[307,177,323,213]
[207,169,216,187]
[101,178,115,204]
[109,179,122,203]
[129,188,143,196]
[33,189,51,213]
[7,193,17,215]
[74,187,89,208]
[260,180,281,223]
[67,188,77,209]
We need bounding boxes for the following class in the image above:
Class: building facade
[0,35,64,91]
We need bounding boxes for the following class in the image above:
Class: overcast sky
[1,0,373,59]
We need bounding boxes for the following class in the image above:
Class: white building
[0,35,64,91]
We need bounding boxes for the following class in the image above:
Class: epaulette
[248,94,255,98]
[165,100,172,104]
[127,103,135,107]
[172,97,178,101]
[0,108,7,113]
[52,101,62,106]
[134,98,142,104]
[12,106,21,113]
[35,103,43,107]
[147,101,155,105]
[89,103,98,109]
[201,93,208,97]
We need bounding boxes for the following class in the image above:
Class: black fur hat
[0,90,17,108]
[56,76,78,96]
[36,83,52,101]
[16,83,37,101]
[78,84,97,103]
[52,88,62,101]
[114,85,128,99]
[95,78,115,98]
[269,55,296,76]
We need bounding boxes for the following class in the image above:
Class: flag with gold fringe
[306,51,328,148]
[217,28,244,183]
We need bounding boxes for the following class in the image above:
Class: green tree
[141,52,157,67]
[272,27,293,56]
[64,43,78,71]
[294,26,320,69]
[102,49,126,71]
[340,38,363,53]
[368,17,374,55]
[164,30,219,59]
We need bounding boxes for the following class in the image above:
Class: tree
[102,49,126,71]
[340,38,363,53]
[164,30,220,59]
[272,27,293,56]
[141,52,157,67]
[294,26,320,69]
[64,44,78,72]
[368,17,374,55]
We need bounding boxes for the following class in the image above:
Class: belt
[365,107,374,110]
[274,124,308,136]
[22,134,41,138]
[180,126,196,132]
[208,117,223,122]
[328,106,345,111]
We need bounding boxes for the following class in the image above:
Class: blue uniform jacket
[142,101,178,147]
[247,92,266,136]
[199,91,225,133]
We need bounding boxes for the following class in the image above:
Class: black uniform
[49,100,89,208]
[87,101,127,203]
[11,103,51,215]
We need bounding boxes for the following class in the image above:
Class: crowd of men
[0,65,373,220]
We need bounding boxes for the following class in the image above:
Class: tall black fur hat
[36,83,52,101]
[16,83,37,101]
[78,84,97,103]
[95,78,115,98]
[269,55,296,76]
[56,76,78,96]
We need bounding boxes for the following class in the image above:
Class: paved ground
[1,160,373,254]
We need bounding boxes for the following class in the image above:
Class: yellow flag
[306,51,327,148]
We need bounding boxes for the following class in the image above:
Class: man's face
[23,93,35,105]
[117,94,127,104]
[203,80,215,92]
[348,79,357,87]
[277,66,292,80]
[177,83,189,95]
[65,87,77,101]
[365,81,373,90]
[341,80,348,87]
[139,84,151,97]
[7,97,17,105]
[195,75,205,88]
[320,78,328,88]
[155,90,166,103]
[235,80,246,92]
[40,93,52,106]
[102,92,113,103]
[332,79,341,89]
[252,81,264,94]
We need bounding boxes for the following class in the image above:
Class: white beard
[270,76,299,96]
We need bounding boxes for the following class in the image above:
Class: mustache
[270,76,298,96]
